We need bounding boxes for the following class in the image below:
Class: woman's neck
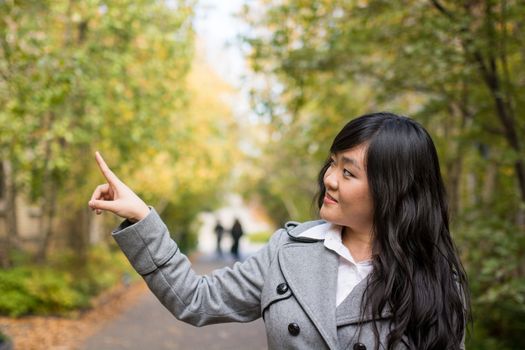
[341,226,373,262]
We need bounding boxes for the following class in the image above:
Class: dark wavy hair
[316,112,470,350]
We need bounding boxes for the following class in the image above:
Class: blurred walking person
[214,220,225,257]
[230,218,243,260]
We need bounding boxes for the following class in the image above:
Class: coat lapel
[335,277,392,326]
[278,241,339,349]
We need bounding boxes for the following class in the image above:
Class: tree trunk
[36,178,57,263]
[67,206,91,266]
[0,159,16,268]
[36,113,57,263]
[481,159,498,205]
[445,87,473,222]
[446,153,463,222]
[281,196,300,221]
[62,4,92,263]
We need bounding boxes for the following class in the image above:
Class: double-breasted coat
[112,208,406,349]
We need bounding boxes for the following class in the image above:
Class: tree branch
[429,0,455,19]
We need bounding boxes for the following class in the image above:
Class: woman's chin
[319,207,332,222]
[319,208,346,227]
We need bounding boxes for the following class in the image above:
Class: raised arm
[112,208,282,325]
[88,152,281,325]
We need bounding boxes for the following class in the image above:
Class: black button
[276,283,289,295]
[353,343,366,350]
[288,322,300,336]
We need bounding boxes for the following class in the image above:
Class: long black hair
[317,112,470,350]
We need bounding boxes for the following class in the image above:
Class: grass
[246,231,273,244]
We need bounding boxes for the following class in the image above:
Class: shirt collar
[297,222,371,266]
[296,222,336,240]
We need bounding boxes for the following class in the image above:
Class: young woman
[89,112,469,349]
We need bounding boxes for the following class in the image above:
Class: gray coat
[112,208,406,349]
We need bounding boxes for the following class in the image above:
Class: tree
[0,0,196,262]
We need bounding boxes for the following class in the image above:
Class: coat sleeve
[111,207,283,327]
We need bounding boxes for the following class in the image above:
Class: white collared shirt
[297,222,373,306]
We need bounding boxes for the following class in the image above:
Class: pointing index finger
[95,151,120,184]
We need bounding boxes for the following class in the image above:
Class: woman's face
[320,144,374,234]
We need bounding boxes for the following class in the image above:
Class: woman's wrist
[129,205,151,223]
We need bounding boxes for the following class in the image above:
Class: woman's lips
[324,193,338,204]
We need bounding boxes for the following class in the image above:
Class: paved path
[81,255,267,350]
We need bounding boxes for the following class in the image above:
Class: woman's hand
[88,151,150,223]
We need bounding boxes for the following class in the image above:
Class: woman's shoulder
[259,220,329,266]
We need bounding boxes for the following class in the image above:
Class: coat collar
[278,240,340,349]
[284,220,327,243]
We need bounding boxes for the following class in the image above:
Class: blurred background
[0,0,524,349]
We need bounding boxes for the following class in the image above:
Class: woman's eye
[343,169,353,177]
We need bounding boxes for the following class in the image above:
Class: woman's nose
[324,169,338,190]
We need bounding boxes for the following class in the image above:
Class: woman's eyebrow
[342,156,362,170]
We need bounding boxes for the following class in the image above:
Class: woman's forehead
[332,144,367,159]
[331,146,367,168]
